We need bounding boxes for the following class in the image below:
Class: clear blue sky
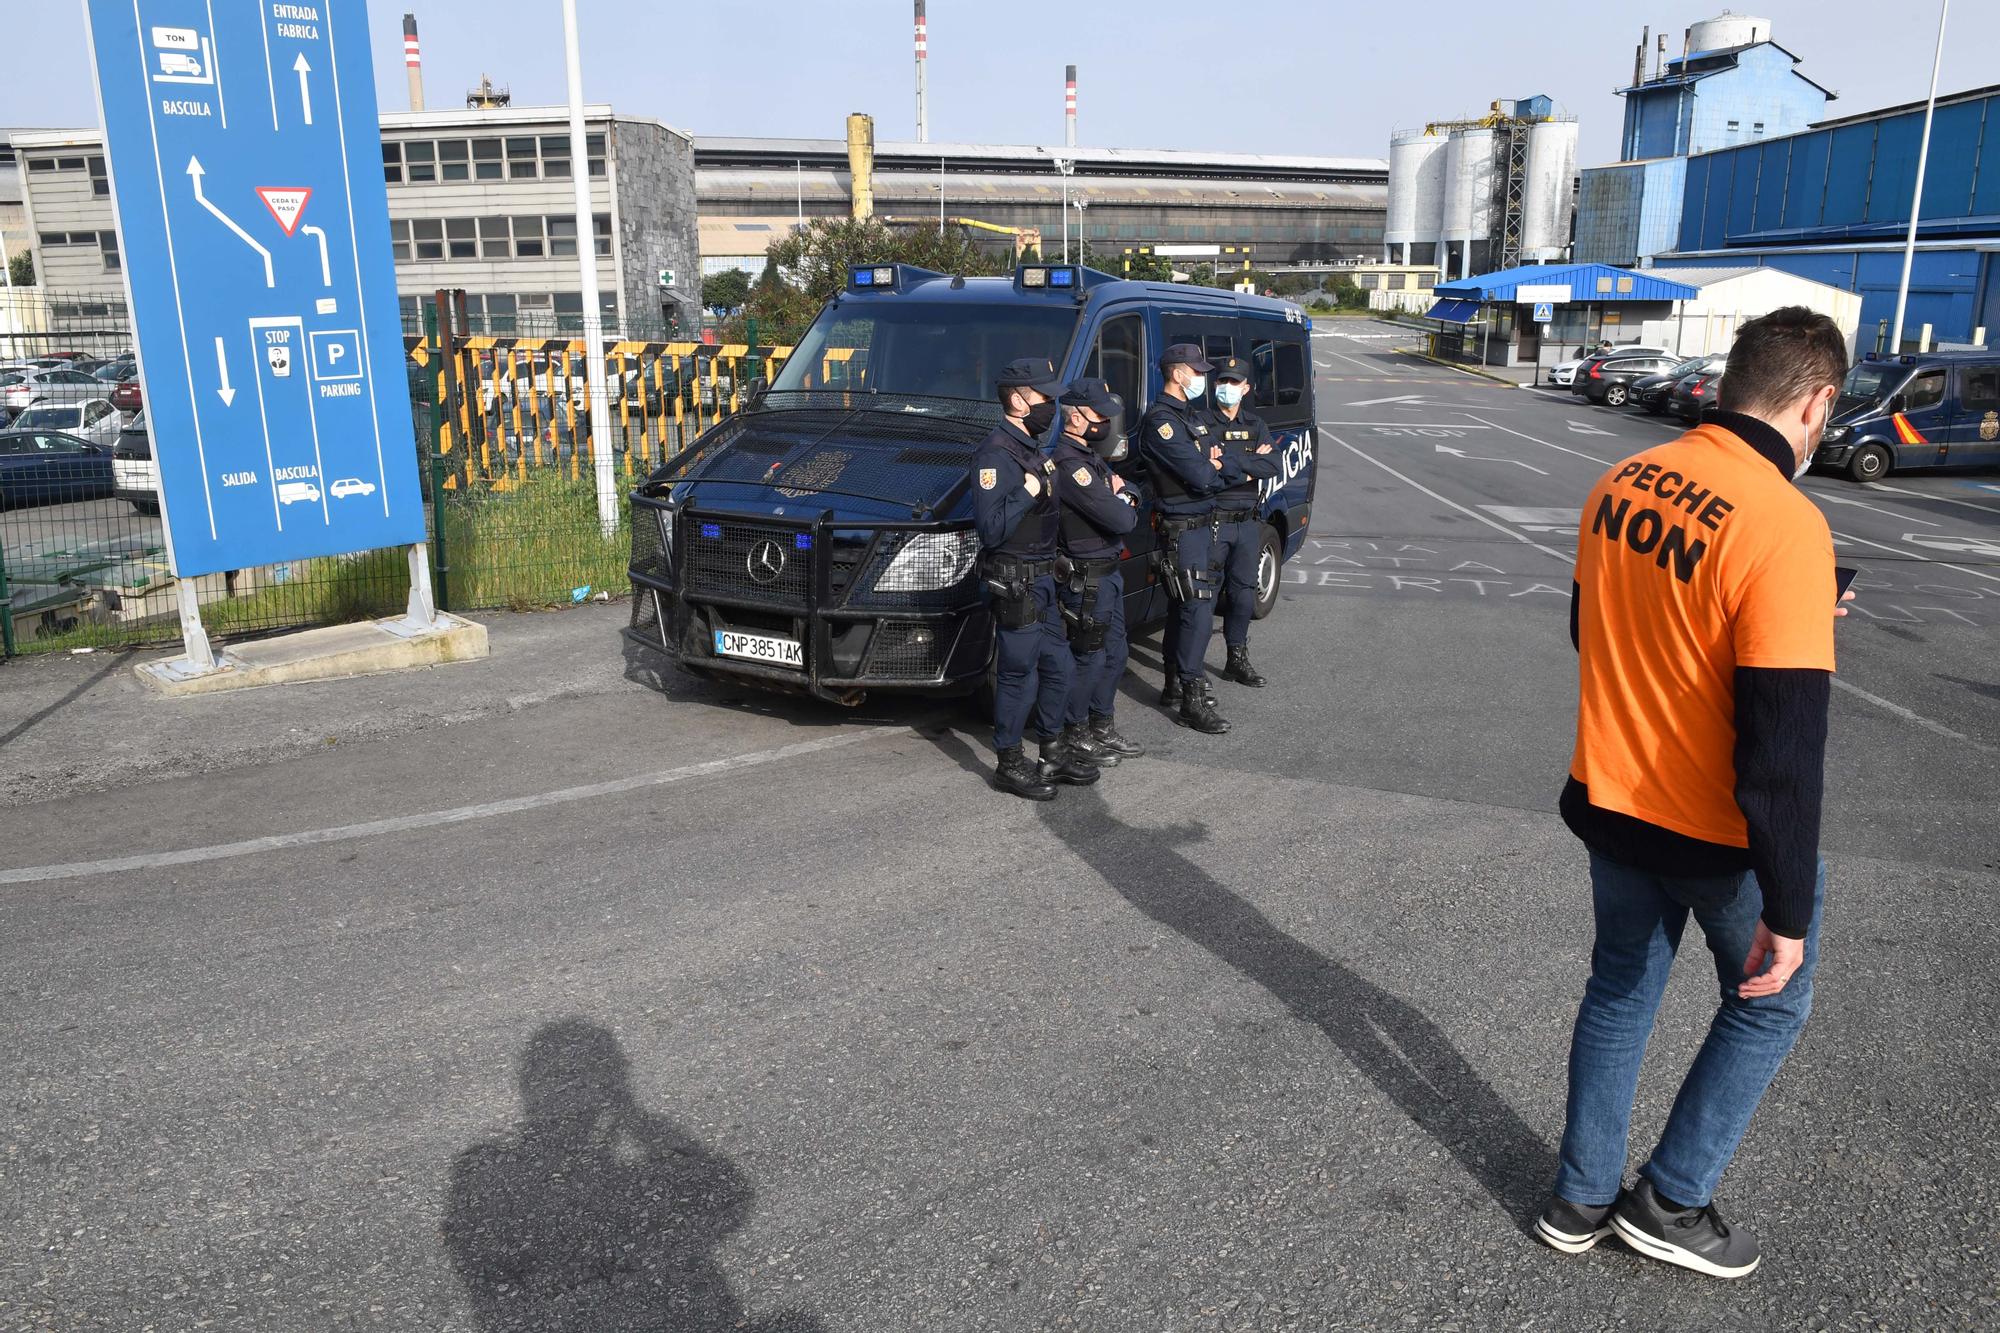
[10,1,1991,167]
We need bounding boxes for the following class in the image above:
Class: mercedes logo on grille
[747,538,787,584]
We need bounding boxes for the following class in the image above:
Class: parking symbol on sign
[309,329,363,381]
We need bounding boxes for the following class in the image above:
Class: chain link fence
[0,288,794,657]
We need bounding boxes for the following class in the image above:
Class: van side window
[1272,340,1308,414]
[1092,313,1145,416]
[1203,333,1234,364]
[1249,339,1276,409]
[1959,366,2000,412]
[1906,369,1946,411]
[1165,321,1234,366]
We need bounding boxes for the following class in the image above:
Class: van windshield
[770,302,1077,401]
[1840,362,1906,409]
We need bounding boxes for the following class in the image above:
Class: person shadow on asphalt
[443,1018,822,1332]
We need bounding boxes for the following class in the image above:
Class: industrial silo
[1385,129,1447,265]
[1686,12,1770,52]
[1442,128,1494,278]
[1519,118,1578,262]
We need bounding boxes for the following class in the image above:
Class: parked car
[1552,342,1669,387]
[1669,367,1725,423]
[1630,355,1723,414]
[92,359,137,384]
[110,374,143,414]
[0,430,113,509]
[5,399,123,449]
[111,409,158,514]
[1816,349,2000,481]
[1578,352,1688,407]
[1,367,115,411]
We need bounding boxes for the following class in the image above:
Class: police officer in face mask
[1139,344,1237,734]
[972,357,1097,800]
[1206,357,1283,687]
[1051,376,1146,767]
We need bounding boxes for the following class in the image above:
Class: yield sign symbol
[255,186,312,236]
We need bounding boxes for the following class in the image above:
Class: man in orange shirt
[1537,308,1851,1279]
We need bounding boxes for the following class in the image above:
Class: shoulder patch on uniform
[978,467,997,490]
[1071,465,1093,486]
[1157,421,1174,441]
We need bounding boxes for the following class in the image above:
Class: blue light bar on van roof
[849,264,899,290]
[1017,264,1080,290]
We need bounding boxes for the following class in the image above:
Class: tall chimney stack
[913,1,928,142]
[1656,33,1667,79]
[847,112,875,219]
[1064,64,1077,148]
[403,13,424,112]
[1634,27,1647,87]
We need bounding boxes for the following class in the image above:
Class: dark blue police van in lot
[624,262,1318,703]
[1818,349,2000,482]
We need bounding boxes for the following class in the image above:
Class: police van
[1819,349,2000,481]
[624,262,1318,703]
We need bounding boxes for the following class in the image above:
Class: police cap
[1058,376,1121,418]
[1159,343,1213,373]
[997,356,1062,393]
[1210,356,1253,383]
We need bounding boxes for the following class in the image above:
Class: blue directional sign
[85,0,423,577]
[1532,301,1555,325]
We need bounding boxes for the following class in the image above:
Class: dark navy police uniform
[1053,384,1139,727]
[1140,349,1249,683]
[1207,360,1283,650]
[972,364,1071,753]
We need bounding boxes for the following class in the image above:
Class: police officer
[1139,343,1236,734]
[972,357,1097,800]
[1051,376,1145,767]
[1206,357,1283,687]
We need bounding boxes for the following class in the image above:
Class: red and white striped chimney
[1064,65,1077,148]
[913,1,928,143]
[403,13,424,112]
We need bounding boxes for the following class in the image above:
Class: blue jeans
[1060,568,1126,725]
[1554,851,1825,1209]
[991,574,1072,752]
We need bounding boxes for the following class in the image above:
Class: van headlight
[874,531,979,591]
[1821,425,1851,444]
[657,503,674,553]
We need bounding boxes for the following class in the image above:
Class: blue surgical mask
[1183,374,1207,399]
[1213,383,1246,408]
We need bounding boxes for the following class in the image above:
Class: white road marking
[1817,493,1941,526]
[1326,430,1571,562]
[1567,420,1616,436]
[0,728,906,886]
[1459,413,1617,467]
[1831,678,1997,754]
[1348,393,1431,408]
[1864,480,2000,516]
[1320,421,1493,429]
[1435,444,1548,474]
[1825,527,2000,585]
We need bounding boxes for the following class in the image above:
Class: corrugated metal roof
[1434,263,1699,303]
[695,136,1387,178]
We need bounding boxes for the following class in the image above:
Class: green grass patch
[438,471,629,611]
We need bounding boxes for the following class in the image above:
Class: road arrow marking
[293,52,313,125]
[213,336,235,406]
[1434,444,1548,474]
[1566,419,1614,435]
[1817,493,1940,526]
[299,224,331,286]
[1349,393,1429,408]
[187,157,273,286]
[254,185,311,236]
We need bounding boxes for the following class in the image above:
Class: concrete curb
[134,613,489,696]
[1393,346,1526,389]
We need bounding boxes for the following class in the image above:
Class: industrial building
[1574,13,1832,268]
[1382,95,1578,278]
[695,124,1388,277]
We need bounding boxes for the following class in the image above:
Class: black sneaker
[1611,1178,1762,1279]
[1535,1195,1616,1254]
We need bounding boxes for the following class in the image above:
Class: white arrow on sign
[1436,444,1548,474]
[1817,493,1939,526]
[299,223,331,286]
[293,52,313,126]
[213,336,235,406]
[1349,393,1429,408]
[186,157,273,287]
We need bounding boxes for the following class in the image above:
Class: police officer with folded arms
[1050,376,1145,768]
[971,357,1098,800]
[1204,357,1282,688]
[1139,343,1237,734]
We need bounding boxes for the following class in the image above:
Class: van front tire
[1847,443,1891,482]
[1253,525,1282,620]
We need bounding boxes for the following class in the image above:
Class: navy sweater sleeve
[1732,666,1830,938]
[972,448,1034,549]
[1141,415,1222,494]
[1058,460,1138,537]
[1233,417,1284,479]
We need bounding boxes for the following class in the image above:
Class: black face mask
[1023,400,1059,435]
[1083,411,1126,461]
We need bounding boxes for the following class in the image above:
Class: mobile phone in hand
[1834,566,1859,602]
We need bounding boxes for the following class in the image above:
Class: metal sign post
[83,0,430,676]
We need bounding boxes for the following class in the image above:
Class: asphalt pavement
[1,325,1995,1330]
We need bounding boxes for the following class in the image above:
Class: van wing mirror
[1887,393,1906,413]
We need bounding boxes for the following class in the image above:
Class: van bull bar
[624,489,993,702]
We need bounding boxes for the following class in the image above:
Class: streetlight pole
[1054,156,1074,262]
[1890,0,1949,354]
[561,0,616,537]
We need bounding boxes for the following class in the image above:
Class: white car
[329,477,376,499]
[1551,343,1670,387]
[0,367,117,410]
[6,399,122,448]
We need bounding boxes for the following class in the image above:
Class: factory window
[388,218,411,261]
[99,231,119,271]
[593,212,612,258]
[587,133,606,178]
[540,135,571,179]
[1616,277,1633,293]
[37,232,68,247]
[507,137,538,179]
[1727,120,1740,131]
[1355,273,1379,289]
[88,156,108,196]
[1596,277,1613,294]
[484,293,518,334]
[26,157,56,172]
[438,139,470,182]
[479,216,511,259]
[382,141,402,184]
[398,294,420,327]
[553,291,584,331]
[547,216,578,258]
[56,156,86,170]
[445,217,477,259]
[405,140,435,183]
[411,218,443,260]
[471,138,504,180]
[511,216,545,257]
[1753,121,1765,135]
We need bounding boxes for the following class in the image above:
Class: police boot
[1061,721,1120,767]
[1089,715,1146,759]
[1159,675,1182,710]
[1174,677,1231,734]
[1038,736,1101,786]
[993,745,1057,802]
[1220,644,1267,688]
